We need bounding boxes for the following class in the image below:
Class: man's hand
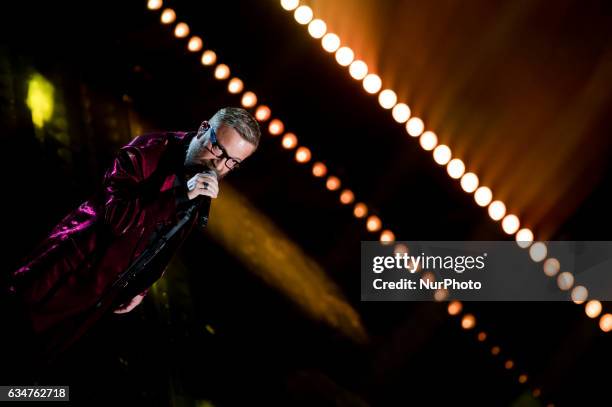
[187,171,219,200]
[113,293,146,314]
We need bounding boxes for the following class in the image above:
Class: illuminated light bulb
[380,229,395,243]
[281,132,297,149]
[505,360,514,370]
[447,158,465,179]
[599,313,612,332]
[406,117,424,137]
[571,286,588,304]
[174,22,190,38]
[420,131,438,151]
[268,119,284,136]
[543,258,560,276]
[187,36,203,52]
[394,243,409,255]
[461,314,476,329]
[407,259,421,272]
[326,176,341,191]
[160,8,176,24]
[255,105,271,122]
[585,300,602,318]
[460,172,479,193]
[148,0,163,11]
[295,146,311,163]
[312,162,327,177]
[447,301,462,316]
[335,47,354,66]
[502,214,520,234]
[433,145,452,165]
[294,5,313,25]
[557,271,574,290]
[488,200,506,221]
[321,33,340,52]
[227,78,244,94]
[515,228,534,249]
[366,215,382,232]
[339,189,354,205]
[280,0,299,11]
[491,346,501,356]
[421,272,435,282]
[214,64,230,80]
[519,374,528,384]
[392,103,411,123]
[477,332,487,342]
[353,202,368,218]
[363,74,382,94]
[349,60,368,80]
[378,89,397,109]
[241,91,257,108]
[307,19,326,38]
[434,288,449,301]
[201,50,217,66]
[474,186,493,207]
[529,242,547,262]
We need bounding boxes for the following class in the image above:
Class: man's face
[186,124,257,179]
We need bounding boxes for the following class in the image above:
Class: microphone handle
[192,195,212,227]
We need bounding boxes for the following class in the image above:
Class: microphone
[190,168,217,228]
[193,195,211,227]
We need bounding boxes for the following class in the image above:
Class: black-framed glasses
[206,127,242,170]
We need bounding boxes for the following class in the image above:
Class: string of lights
[446,301,546,401]
[277,0,610,333]
[142,1,605,404]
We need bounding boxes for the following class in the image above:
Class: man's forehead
[215,124,256,158]
[215,124,241,140]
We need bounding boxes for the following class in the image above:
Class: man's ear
[197,120,210,139]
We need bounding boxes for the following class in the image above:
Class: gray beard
[184,136,224,179]
[184,145,200,167]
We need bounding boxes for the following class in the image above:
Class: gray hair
[209,107,261,148]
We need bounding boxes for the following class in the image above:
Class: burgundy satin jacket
[10,131,201,351]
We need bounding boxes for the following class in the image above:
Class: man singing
[7,106,260,356]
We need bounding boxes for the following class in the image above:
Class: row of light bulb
[447,301,545,399]
[148,0,395,243]
[253,105,396,240]
[281,0,524,236]
[149,0,609,331]
[392,245,543,397]
[146,3,608,401]
[278,0,609,331]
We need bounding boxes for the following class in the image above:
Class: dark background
[1,1,610,405]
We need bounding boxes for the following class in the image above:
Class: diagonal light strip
[278,0,610,330]
[142,1,606,403]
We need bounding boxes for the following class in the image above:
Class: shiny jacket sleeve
[102,142,189,236]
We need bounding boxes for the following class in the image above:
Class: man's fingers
[188,180,218,194]
[196,186,218,198]
[197,181,218,193]
[196,176,218,187]
[187,172,220,199]
[196,173,217,182]
[113,304,130,314]
[113,294,145,314]
[197,189,218,198]
[196,179,219,193]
